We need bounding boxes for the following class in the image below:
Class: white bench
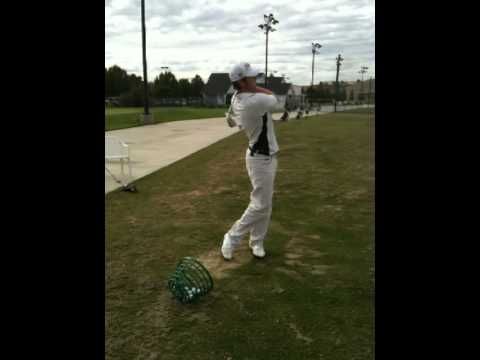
[105,136,132,177]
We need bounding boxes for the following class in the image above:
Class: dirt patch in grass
[284,258,331,275]
[284,259,305,267]
[186,190,205,197]
[186,312,211,324]
[316,205,343,213]
[288,323,314,344]
[212,186,237,195]
[275,267,304,281]
[151,189,208,215]
[136,291,174,340]
[304,249,325,258]
[343,189,368,200]
[278,235,332,278]
[197,241,252,280]
[309,264,332,275]
[169,202,196,214]
[126,216,141,226]
[285,253,303,260]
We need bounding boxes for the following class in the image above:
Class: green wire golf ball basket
[167,257,213,304]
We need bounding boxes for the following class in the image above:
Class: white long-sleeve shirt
[232,92,280,155]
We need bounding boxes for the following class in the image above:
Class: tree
[152,71,178,98]
[128,74,143,91]
[105,65,131,97]
[317,81,325,99]
[305,86,316,102]
[119,86,145,107]
[190,74,205,97]
[178,79,191,99]
[323,83,332,99]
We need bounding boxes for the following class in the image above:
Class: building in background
[203,72,305,110]
[344,79,375,103]
[286,84,306,110]
[202,73,232,107]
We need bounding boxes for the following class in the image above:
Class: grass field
[340,107,375,114]
[105,106,229,131]
[106,110,375,359]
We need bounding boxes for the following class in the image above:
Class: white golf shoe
[221,235,234,261]
[250,243,266,259]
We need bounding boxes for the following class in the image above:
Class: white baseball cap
[229,62,259,82]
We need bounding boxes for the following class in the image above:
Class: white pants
[225,149,278,248]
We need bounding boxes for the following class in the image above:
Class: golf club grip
[228,90,237,114]
[225,91,238,127]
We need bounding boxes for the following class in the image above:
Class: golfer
[221,62,279,260]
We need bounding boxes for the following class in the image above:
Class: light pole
[311,42,322,87]
[141,0,153,123]
[368,77,373,107]
[358,66,368,105]
[258,14,279,88]
[334,54,344,113]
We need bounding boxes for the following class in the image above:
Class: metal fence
[150,97,203,107]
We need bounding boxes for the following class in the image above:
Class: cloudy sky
[105,0,374,85]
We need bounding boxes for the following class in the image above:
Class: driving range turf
[105,106,229,131]
[106,108,375,359]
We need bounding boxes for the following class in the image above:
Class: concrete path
[105,117,239,193]
[105,105,371,193]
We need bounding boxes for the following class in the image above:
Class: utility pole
[141,0,153,123]
[258,14,279,88]
[334,54,344,113]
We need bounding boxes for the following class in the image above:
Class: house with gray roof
[202,72,306,110]
[259,75,305,111]
[202,73,231,107]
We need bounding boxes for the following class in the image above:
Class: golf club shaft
[227,90,237,116]
[105,165,129,188]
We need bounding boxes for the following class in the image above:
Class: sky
[105,0,375,86]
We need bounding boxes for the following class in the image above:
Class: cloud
[105,0,375,84]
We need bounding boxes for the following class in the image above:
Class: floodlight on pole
[258,13,279,88]
[334,54,344,112]
[141,0,153,123]
[368,76,373,106]
[311,42,322,87]
[359,66,369,104]
[359,66,369,82]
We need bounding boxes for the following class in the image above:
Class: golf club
[225,90,239,128]
[105,166,138,193]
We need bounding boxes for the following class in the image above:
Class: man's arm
[251,91,277,114]
[255,86,273,95]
